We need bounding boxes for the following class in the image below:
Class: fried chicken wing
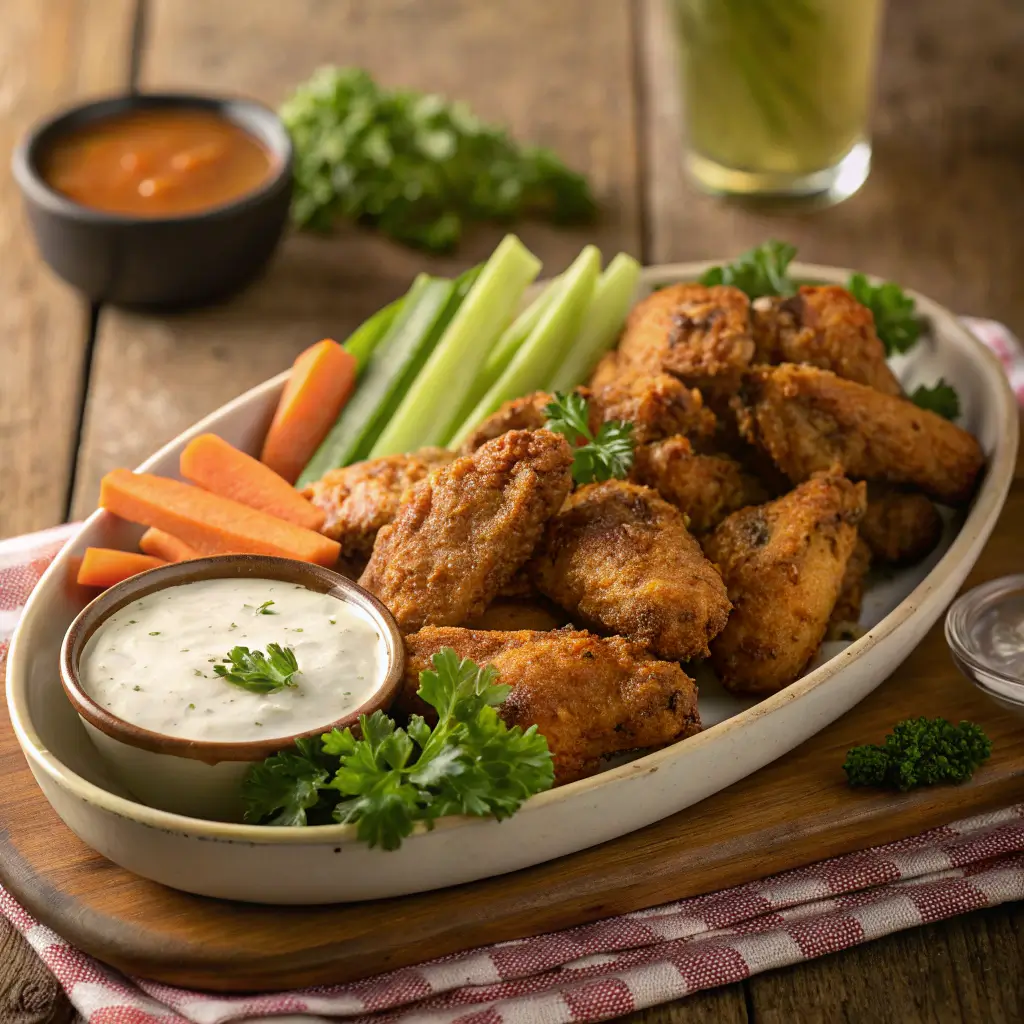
[400,625,701,782]
[461,375,716,452]
[860,484,944,564]
[303,448,454,561]
[827,537,872,640]
[738,364,985,505]
[359,429,573,632]
[614,283,755,399]
[704,469,867,694]
[752,286,902,395]
[530,480,731,661]
[631,435,769,534]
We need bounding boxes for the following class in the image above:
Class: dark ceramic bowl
[12,93,294,310]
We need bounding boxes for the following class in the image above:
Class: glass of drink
[671,0,884,202]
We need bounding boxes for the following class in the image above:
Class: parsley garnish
[241,648,554,848]
[699,240,797,299]
[846,272,922,356]
[249,600,277,616]
[910,378,960,420]
[543,392,634,485]
[280,67,595,252]
[214,644,299,694]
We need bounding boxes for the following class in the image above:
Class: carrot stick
[181,433,326,532]
[78,548,167,588]
[139,527,201,563]
[100,469,341,567]
[261,340,358,484]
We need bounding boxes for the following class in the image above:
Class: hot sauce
[42,108,276,217]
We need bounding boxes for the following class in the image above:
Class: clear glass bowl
[945,575,1024,715]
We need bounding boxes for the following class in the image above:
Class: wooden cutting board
[2,438,1022,993]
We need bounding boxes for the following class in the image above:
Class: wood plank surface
[68,0,641,517]
[0,0,133,540]
[2,440,1022,992]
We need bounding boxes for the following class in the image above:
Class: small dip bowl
[945,574,1024,716]
[60,554,404,822]
[12,93,293,309]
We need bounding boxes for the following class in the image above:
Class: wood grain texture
[0,0,133,541]
[638,0,1024,334]
[3,446,1023,992]
[69,0,641,517]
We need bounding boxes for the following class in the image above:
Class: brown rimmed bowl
[59,554,404,822]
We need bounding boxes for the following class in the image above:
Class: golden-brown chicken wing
[530,480,731,661]
[359,429,573,632]
[704,469,867,694]
[738,364,985,505]
[461,375,716,452]
[631,435,769,534]
[303,448,454,561]
[400,625,701,783]
[751,286,902,395]
[613,283,755,399]
[859,484,944,564]
[827,537,872,640]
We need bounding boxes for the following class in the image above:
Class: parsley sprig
[240,649,554,849]
[214,644,299,695]
[280,67,595,252]
[909,379,960,420]
[699,240,797,299]
[543,392,635,485]
[847,272,922,357]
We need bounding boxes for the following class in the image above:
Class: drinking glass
[671,0,884,202]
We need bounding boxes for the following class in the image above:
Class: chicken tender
[400,625,701,782]
[738,364,985,505]
[461,375,716,452]
[631,435,768,534]
[827,537,872,641]
[860,484,944,564]
[303,448,454,561]
[752,286,902,396]
[614,283,755,399]
[704,470,867,694]
[530,480,731,661]
[359,429,573,632]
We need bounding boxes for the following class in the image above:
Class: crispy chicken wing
[738,364,985,505]
[704,469,867,695]
[399,625,701,783]
[359,429,573,632]
[860,484,944,564]
[530,480,731,661]
[752,286,902,395]
[631,435,769,534]
[461,375,716,452]
[827,537,872,640]
[613,283,755,400]
[303,448,454,561]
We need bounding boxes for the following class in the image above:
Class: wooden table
[2,0,1023,1020]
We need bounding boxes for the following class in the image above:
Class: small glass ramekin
[945,574,1024,715]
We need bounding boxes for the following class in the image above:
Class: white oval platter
[6,262,1018,904]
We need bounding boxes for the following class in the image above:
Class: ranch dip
[79,577,386,742]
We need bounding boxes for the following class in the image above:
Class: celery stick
[447,275,563,438]
[548,253,641,392]
[369,235,541,456]
[296,274,455,486]
[343,297,402,374]
[448,245,601,449]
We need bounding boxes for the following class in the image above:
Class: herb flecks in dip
[80,578,384,742]
[42,108,275,217]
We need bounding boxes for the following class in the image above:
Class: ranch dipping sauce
[80,578,385,742]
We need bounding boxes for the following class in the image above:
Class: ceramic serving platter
[6,262,1018,904]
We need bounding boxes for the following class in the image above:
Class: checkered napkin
[0,317,1020,1024]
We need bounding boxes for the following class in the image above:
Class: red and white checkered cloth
[0,317,1020,1024]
